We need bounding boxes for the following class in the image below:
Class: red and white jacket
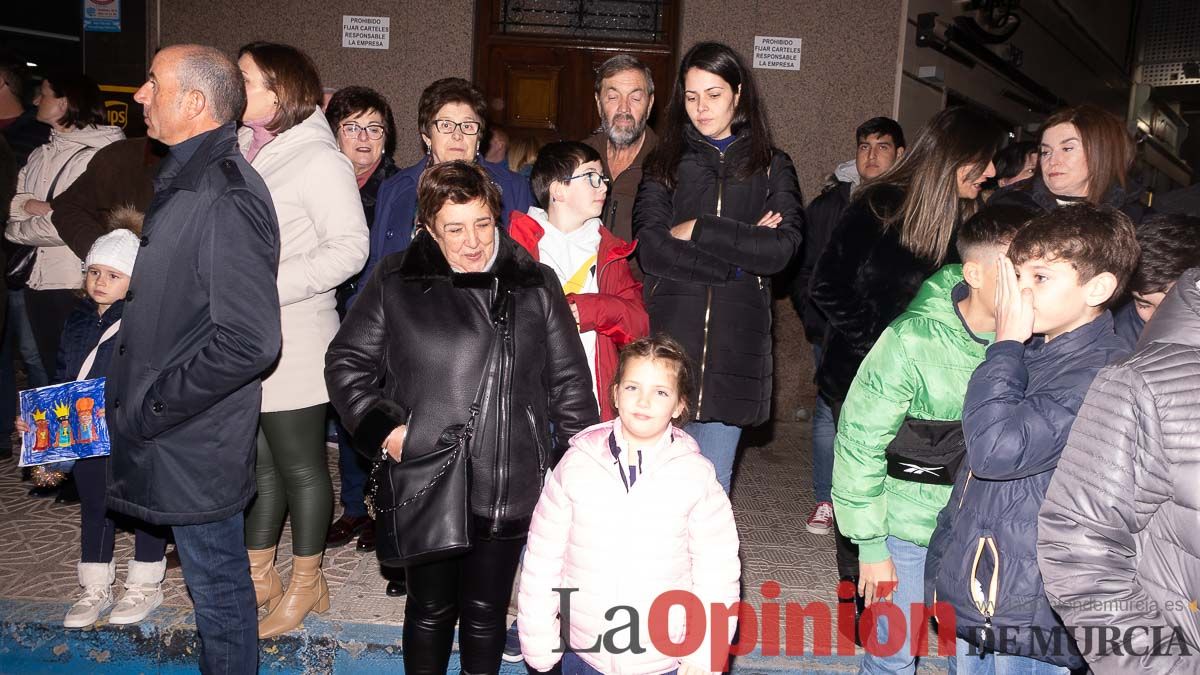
[518,421,741,674]
[509,211,648,420]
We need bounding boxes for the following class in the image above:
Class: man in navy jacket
[106,45,281,674]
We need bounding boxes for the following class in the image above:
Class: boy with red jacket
[510,141,648,420]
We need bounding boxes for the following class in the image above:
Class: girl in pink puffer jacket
[518,336,741,675]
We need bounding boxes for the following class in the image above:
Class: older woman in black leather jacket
[326,160,597,675]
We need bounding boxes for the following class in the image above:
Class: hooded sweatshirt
[6,124,125,289]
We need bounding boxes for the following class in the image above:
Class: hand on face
[994,256,1035,343]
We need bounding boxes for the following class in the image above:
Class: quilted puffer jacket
[517,421,740,674]
[1037,268,1200,673]
[925,312,1128,669]
[832,265,990,564]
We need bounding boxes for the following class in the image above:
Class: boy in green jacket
[831,204,1033,674]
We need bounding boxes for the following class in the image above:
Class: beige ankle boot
[247,546,283,612]
[258,552,330,638]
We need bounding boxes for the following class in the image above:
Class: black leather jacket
[325,230,598,535]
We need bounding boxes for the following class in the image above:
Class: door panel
[474,1,677,146]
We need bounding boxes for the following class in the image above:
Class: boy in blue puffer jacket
[925,204,1139,673]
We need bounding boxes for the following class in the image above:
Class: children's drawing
[19,378,111,467]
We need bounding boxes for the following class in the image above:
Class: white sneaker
[64,561,115,628]
[108,559,166,625]
[805,501,835,535]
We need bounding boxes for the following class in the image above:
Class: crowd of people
[0,34,1198,675]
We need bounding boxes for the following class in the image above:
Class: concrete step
[0,598,950,673]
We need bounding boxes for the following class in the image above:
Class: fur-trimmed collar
[394,227,546,290]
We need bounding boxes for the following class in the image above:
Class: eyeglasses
[432,119,481,136]
[567,172,610,189]
[340,122,386,140]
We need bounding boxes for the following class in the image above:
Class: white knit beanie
[84,229,140,277]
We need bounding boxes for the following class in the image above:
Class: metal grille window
[495,0,668,43]
[1140,0,1200,87]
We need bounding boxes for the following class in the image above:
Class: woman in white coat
[235,42,369,638]
[5,73,123,374]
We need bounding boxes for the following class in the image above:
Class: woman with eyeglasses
[634,42,803,495]
[365,78,532,286]
[321,85,409,593]
[235,42,369,639]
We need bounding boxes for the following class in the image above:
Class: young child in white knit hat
[16,206,170,628]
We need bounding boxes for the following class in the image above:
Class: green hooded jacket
[831,264,991,563]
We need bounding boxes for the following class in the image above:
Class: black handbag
[364,296,507,567]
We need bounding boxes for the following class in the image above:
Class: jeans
[403,522,526,674]
[561,651,677,675]
[950,638,1070,675]
[336,421,371,518]
[0,290,49,446]
[172,513,258,675]
[684,421,743,495]
[860,537,932,675]
[811,345,835,503]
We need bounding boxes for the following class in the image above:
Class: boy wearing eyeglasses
[509,140,649,421]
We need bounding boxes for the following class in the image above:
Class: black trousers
[830,398,860,580]
[76,455,167,563]
[402,519,526,675]
[25,288,79,378]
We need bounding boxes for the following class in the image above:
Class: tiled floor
[0,307,949,671]
[0,419,835,627]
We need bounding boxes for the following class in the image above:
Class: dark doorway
[473,0,678,147]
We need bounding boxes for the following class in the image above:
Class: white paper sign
[342,15,390,50]
[753,36,802,71]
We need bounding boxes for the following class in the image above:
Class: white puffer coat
[518,421,741,674]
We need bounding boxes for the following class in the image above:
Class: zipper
[693,140,737,421]
[957,470,973,508]
[525,405,546,474]
[695,286,714,420]
[491,323,513,535]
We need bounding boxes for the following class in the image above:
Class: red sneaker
[806,501,835,534]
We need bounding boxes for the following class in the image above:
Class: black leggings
[76,455,167,563]
[243,404,332,556]
[403,523,526,675]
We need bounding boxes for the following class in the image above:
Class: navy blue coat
[925,312,1128,669]
[106,124,281,526]
[55,298,124,384]
[362,156,533,291]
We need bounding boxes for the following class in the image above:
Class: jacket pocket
[113,367,161,442]
[525,405,546,474]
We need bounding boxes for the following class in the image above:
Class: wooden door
[473,0,677,147]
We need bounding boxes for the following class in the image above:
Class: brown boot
[247,547,283,612]
[258,552,330,638]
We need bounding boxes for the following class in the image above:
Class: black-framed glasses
[432,119,481,136]
[567,172,610,189]
[340,122,386,140]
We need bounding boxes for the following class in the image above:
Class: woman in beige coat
[235,42,368,637]
[5,73,123,374]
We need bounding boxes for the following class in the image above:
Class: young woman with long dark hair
[634,41,803,495]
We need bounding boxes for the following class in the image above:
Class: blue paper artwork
[19,378,111,467]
